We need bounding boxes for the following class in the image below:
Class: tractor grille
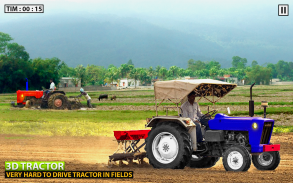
[260,122,273,144]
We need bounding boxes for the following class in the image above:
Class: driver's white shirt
[50,82,55,90]
[181,101,204,121]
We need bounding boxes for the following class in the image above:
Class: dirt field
[1,133,293,183]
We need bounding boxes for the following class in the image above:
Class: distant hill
[1,14,292,68]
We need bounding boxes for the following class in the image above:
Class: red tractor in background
[16,90,70,110]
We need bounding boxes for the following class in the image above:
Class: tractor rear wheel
[187,155,219,168]
[145,122,192,169]
[48,93,68,110]
[252,151,280,170]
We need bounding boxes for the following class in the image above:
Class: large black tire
[48,93,68,110]
[252,151,280,170]
[223,145,251,171]
[188,155,220,168]
[145,122,192,169]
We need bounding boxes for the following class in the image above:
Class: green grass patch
[0,108,178,123]
[1,105,293,136]
[230,107,293,116]
[273,126,293,133]
[0,120,148,137]
[0,109,167,136]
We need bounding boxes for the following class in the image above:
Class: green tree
[106,67,119,85]
[0,32,13,53]
[168,66,179,79]
[147,66,154,80]
[119,64,133,78]
[184,69,193,77]
[108,64,116,69]
[188,59,206,71]
[138,68,148,85]
[266,63,277,81]
[206,60,221,70]
[129,68,140,88]
[178,68,185,77]
[246,65,272,85]
[195,69,209,78]
[86,65,106,85]
[209,67,218,79]
[127,59,134,66]
[251,60,258,67]
[218,69,225,77]
[232,56,247,68]
[155,65,162,78]
[234,69,246,81]
[30,57,62,90]
[6,43,29,61]
[0,55,33,93]
[71,78,80,92]
[159,67,168,80]
[58,62,76,77]
[275,60,290,80]
[74,65,86,86]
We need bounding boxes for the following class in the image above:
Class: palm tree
[74,65,86,86]
[159,67,168,80]
[169,66,179,79]
[106,67,119,85]
[129,68,140,88]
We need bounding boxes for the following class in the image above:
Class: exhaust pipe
[249,83,255,117]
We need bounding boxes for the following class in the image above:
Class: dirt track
[1,133,293,183]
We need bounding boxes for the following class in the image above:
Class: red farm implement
[108,129,150,166]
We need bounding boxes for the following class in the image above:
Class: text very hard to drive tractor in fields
[15,90,79,110]
[109,79,280,171]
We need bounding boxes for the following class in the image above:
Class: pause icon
[278,4,289,16]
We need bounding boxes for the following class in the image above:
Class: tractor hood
[209,113,275,153]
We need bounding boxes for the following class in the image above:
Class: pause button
[278,4,289,16]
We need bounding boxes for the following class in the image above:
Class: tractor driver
[43,79,55,99]
[181,91,210,144]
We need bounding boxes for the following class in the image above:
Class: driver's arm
[196,102,204,118]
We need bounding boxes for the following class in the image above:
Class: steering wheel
[200,110,217,120]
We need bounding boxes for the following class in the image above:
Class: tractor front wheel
[145,122,192,169]
[48,93,68,110]
[252,151,280,170]
[222,145,251,171]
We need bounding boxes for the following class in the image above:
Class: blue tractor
[145,80,280,171]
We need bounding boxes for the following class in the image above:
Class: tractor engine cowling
[208,113,276,153]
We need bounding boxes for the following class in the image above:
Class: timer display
[5,4,44,13]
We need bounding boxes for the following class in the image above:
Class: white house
[119,78,140,88]
[58,77,81,88]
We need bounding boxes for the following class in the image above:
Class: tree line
[1,32,292,93]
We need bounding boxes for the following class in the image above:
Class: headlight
[252,123,258,129]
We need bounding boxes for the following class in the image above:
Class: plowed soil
[1,133,293,183]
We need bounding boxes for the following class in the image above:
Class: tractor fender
[146,116,195,129]
[51,91,66,95]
